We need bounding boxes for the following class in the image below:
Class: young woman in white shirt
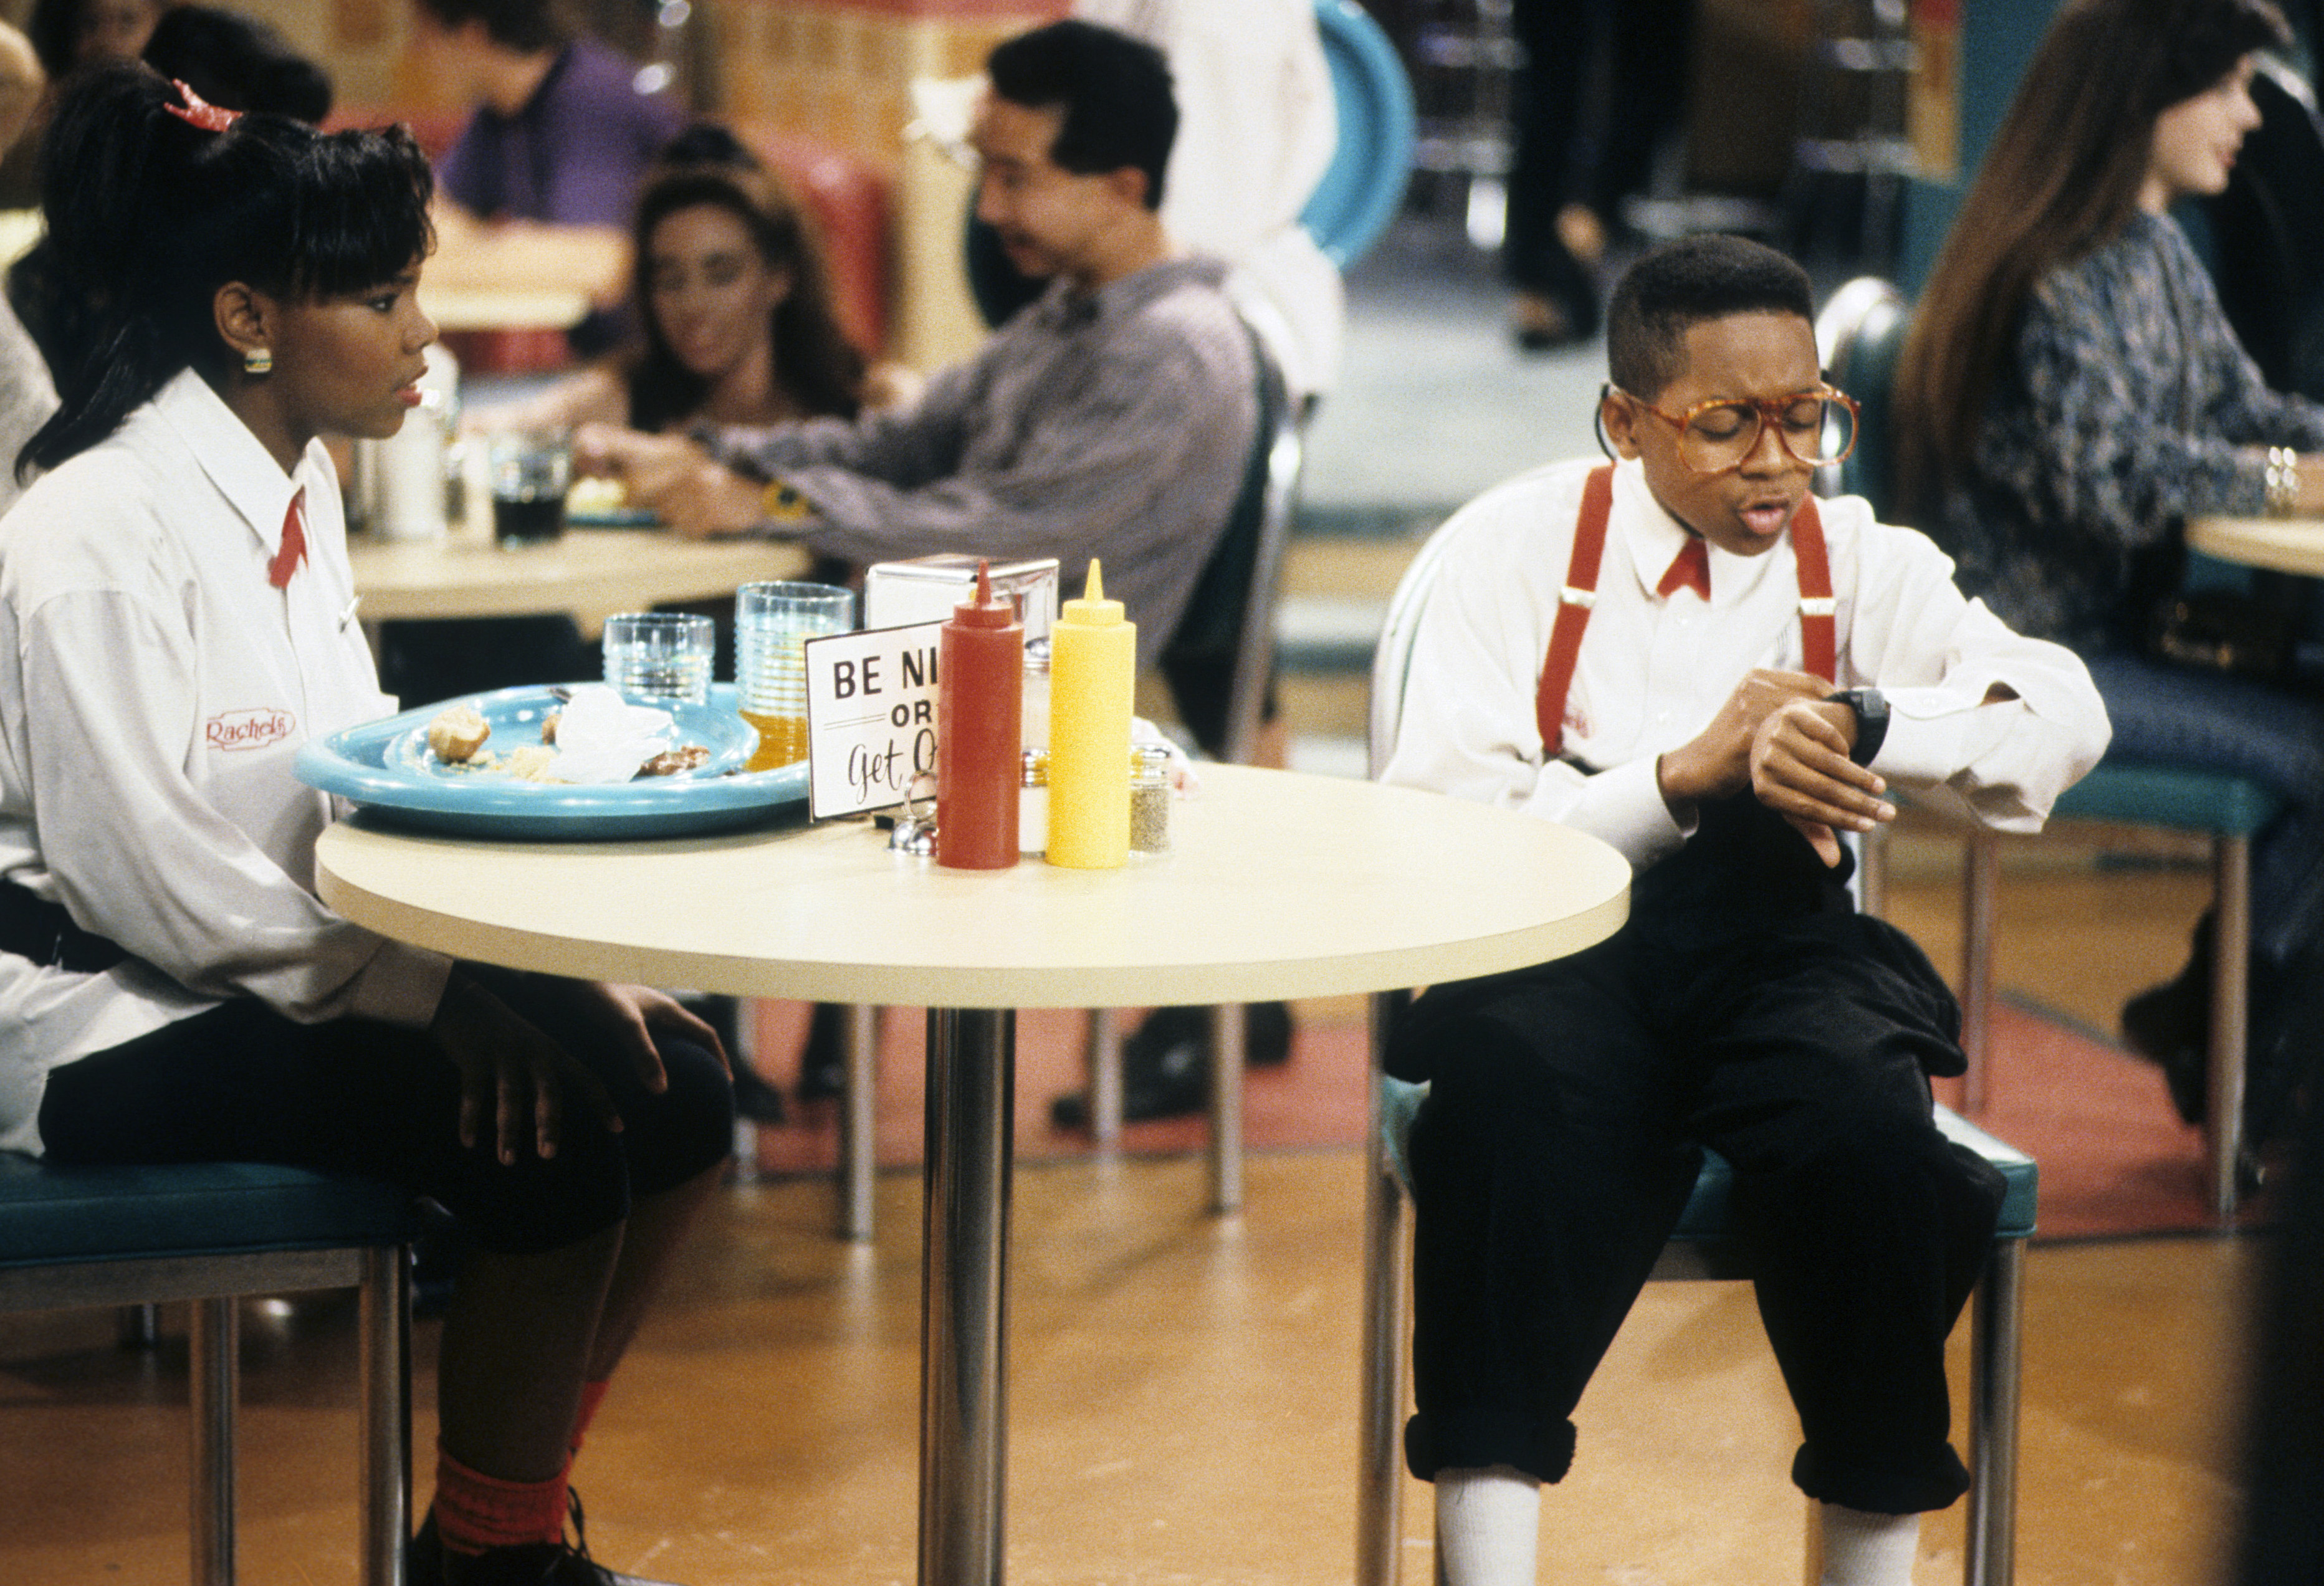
[0,65,731,1586]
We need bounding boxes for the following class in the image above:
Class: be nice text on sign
[803,620,945,819]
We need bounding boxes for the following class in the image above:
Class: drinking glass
[735,581,854,770]
[602,612,714,703]
[487,428,572,546]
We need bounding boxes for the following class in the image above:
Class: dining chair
[1360,525,2037,1585]
[1817,274,2278,1221]
[0,1155,418,1586]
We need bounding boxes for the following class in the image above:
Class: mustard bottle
[1045,559,1134,868]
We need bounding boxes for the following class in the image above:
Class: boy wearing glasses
[1379,236,2110,1586]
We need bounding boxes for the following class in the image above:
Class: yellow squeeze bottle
[1045,559,1135,868]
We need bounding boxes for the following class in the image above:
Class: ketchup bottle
[935,561,1023,869]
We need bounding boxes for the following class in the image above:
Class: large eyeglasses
[1613,384,1860,474]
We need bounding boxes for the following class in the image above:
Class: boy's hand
[1749,697,1894,866]
[1657,669,1832,813]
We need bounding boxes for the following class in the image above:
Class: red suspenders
[1535,466,1835,757]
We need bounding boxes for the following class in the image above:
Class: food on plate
[501,745,565,781]
[639,744,710,776]
[567,475,629,517]
[542,710,560,744]
[427,703,490,763]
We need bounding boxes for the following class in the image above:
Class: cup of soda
[487,428,572,547]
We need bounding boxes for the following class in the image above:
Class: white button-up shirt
[1380,457,2112,871]
[0,371,451,1154]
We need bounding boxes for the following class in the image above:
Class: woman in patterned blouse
[1895,0,2322,1144]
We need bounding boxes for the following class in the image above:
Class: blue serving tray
[295,682,808,840]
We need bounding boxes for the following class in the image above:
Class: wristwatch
[760,477,814,526]
[1827,687,1888,767]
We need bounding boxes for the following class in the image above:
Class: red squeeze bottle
[935,560,1024,869]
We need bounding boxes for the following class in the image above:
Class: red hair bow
[163,80,241,135]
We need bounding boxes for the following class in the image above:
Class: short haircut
[1605,234,1817,399]
[410,0,570,54]
[985,19,1175,211]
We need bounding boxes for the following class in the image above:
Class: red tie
[268,489,307,589]
[1657,535,1710,601]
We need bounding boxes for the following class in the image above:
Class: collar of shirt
[1030,254,1232,335]
[1608,457,1785,611]
[150,370,311,581]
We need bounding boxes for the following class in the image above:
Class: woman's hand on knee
[576,983,732,1093]
[431,971,621,1165]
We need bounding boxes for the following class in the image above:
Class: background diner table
[346,525,806,640]
[314,762,1630,1586]
[2187,513,2324,576]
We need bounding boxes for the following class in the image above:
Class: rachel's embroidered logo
[206,708,296,752]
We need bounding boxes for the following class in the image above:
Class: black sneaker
[795,1001,848,1101]
[416,1493,684,1586]
[1047,1003,1295,1128]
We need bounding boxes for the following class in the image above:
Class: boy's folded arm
[1863,631,2111,829]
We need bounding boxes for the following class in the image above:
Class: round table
[348,527,806,638]
[315,764,1629,1586]
[2188,514,2324,576]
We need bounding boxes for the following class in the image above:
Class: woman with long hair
[485,123,903,435]
[1893,0,2324,1141]
[0,65,730,1586]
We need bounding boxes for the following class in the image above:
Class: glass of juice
[487,428,572,547]
[735,580,854,770]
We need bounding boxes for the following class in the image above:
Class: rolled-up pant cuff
[1791,1442,1972,1514]
[1405,1410,1577,1486]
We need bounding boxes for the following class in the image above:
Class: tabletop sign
[805,620,945,819]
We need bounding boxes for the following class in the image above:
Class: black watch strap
[1829,687,1889,767]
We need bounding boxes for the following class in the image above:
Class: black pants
[1389,800,2003,1514]
[39,967,734,1256]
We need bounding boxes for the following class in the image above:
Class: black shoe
[1124,1002,1293,1068]
[677,995,782,1122]
[2123,915,2216,1125]
[729,1063,787,1125]
[795,1001,848,1101]
[420,1493,684,1586]
[1047,1003,1296,1129]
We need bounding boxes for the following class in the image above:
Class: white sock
[1817,1502,1921,1586]
[1435,1464,1539,1586]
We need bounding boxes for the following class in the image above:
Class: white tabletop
[348,527,806,634]
[2188,515,2324,576]
[315,763,1632,1008]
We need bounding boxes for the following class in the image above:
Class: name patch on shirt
[206,707,297,752]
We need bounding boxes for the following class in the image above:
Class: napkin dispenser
[864,555,1059,644]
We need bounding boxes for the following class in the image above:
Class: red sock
[431,1444,570,1556]
[570,1378,612,1456]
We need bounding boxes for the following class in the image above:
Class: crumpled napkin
[548,684,677,783]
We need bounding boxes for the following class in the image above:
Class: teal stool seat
[0,1154,418,1586]
[2050,758,2282,836]
[0,1156,418,1267]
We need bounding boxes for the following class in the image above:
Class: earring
[243,347,273,376]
